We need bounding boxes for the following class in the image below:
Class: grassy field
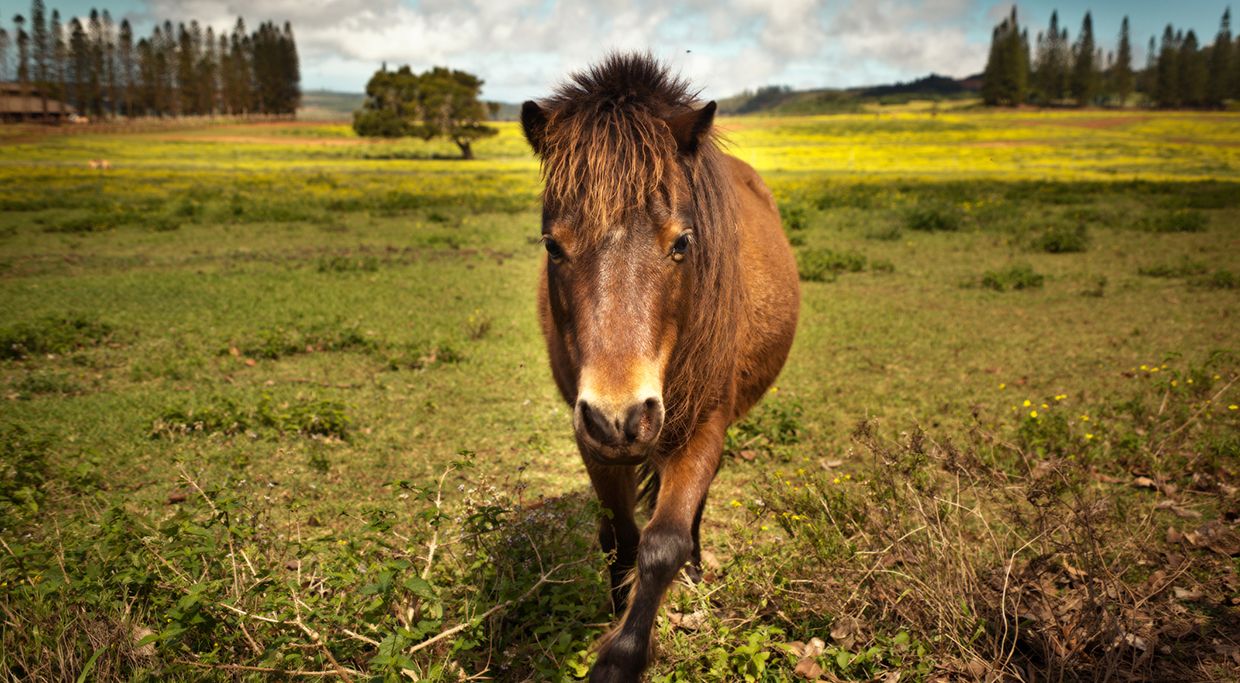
[1,108,1238,681]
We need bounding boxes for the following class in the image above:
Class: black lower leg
[600,518,639,613]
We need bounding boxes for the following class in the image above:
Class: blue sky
[16,1,1235,101]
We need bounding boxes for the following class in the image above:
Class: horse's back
[725,154,800,420]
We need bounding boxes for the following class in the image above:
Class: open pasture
[1,109,1238,681]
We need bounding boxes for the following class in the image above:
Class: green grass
[1,113,1239,681]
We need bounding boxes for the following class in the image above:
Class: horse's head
[521,56,726,464]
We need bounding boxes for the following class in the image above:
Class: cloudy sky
[39,1,1232,101]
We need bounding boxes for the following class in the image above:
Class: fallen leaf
[1132,476,1157,490]
[805,637,825,657]
[166,490,188,504]
[794,656,823,680]
[738,450,757,462]
[821,459,844,469]
[1172,586,1203,601]
[668,609,706,631]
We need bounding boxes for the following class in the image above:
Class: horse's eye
[670,232,692,262]
[544,237,565,261]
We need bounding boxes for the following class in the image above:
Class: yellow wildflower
[1030,410,1039,418]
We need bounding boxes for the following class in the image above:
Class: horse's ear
[521,100,548,156]
[665,101,716,155]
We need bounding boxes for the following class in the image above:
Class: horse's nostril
[623,398,664,444]
[578,399,619,445]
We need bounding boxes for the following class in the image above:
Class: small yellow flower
[1171,380,1178,387]
[1023,399,1032,407]
[1230,405,1238,411]
[730,500,741,507]
[1085,433,1094,440]
[844,474,851,480]
[1030,410,1039,418]
[1187,379,1194,384]
[1080,415,1090,421]
[1150,367,1160,373]
[1140,364,1149,371]
[998,383,1006,390]
[833,477,841,485]
[760,525,769,531]
[1213,374,1221,380]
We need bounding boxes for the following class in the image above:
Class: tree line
[982,7,1238,108]
[0,1,300,119]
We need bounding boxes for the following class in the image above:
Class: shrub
[0,422,50,524]
[0,315,114,360]
[979,263,1044,291]
[779,201,809,232]
[1140,209,1208,233]
[904,204,962,232]
[864,225,903,241]
[1137,258,1208,278]
[797,248,866,282]
[1191,269,1238,289]
[1031,224,1089,253]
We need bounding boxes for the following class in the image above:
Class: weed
[317,254,380,273]
[1081,275,1108,297]
[0,422,50,523]
[864,225,903,241]
[726,397,803,460]
[869,258,895,273]
[0,315,114,360]
[152,394,351,440]
[905,203,962,232]
[226,322,376,360]
[1191,269,1238,289]
[1139,209,1208,233]
[1138,258,1208,278]
[979,263,1044,291]
[385,341,465,370]
[797,248,866,282]
[779,201,809,231]
[1032,223,1089,253]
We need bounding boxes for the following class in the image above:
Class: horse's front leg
[590,412,725,683]
[584,461,640,614]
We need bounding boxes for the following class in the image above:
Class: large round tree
[354,64,497,159]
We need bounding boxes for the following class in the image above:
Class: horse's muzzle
[575,396,664,461]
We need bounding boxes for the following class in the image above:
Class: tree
[14,14,29,86]
[1156,26,1180,107]
[0,28,9,83]
[50,10,65,109]
[1207,9,1232,107]
[1071,12,1098,105]
[1034,11,1070,103]
[1112,17,1134,106]
[354,65,498,159]
[117,19,133,116]
[31,0,48,114]
[981,7,1028,105]
[1180,30,1206,107]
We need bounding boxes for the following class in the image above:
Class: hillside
[718,73,982,115]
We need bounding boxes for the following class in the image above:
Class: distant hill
[297,90,522,122]
[298,90,365,121]
[717,73,982,115]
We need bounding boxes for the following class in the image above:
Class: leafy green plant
[797,248,866,282]
[1032,223,1089,253]
[0,315,114,360]
[905,203,962,232]
[979,263,1044,291]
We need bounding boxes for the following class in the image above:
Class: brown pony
[521,53,799,682]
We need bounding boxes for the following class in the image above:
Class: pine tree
[31,0,48,114]
[981,7,1027,105]
[68,17,86,113]
[101,10,116,117]
[0,28,9,82]
[50,9,64,108]
[200,26,217,116]
[14,14,29,86]
[1113,17,1134,106]
[86,9,101,116]
[1207,9,1232,107]
[177,23,195,115]
[117,19,133,116]
[1180,30,1206,106]
[1034,11,1070,104]
[1156,26,1180,107]
[1071,12,1098,105]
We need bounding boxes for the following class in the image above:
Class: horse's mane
[536,53,743,447]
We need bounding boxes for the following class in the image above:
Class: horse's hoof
[681,563,703,584]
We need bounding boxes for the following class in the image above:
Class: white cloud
[137,0,990,100]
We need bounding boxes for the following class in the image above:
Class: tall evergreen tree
[31,0,48,114]
[1071,12,1098,105]
[981,7,1028,105]
[176,23,195,115]
[1207,9,1231,107]
[14,14,29,86]
[1112,17,1134,106]
[117,19,133,116]
[50,9,64,107]
[200,26,217,116]
[1034,11,1070,103]
[67,17,86,113]
[0,28,9,82]
[1156,25,1181,106]
[1180,30,1206,106]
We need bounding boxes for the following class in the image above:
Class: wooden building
[0,83,78,123]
